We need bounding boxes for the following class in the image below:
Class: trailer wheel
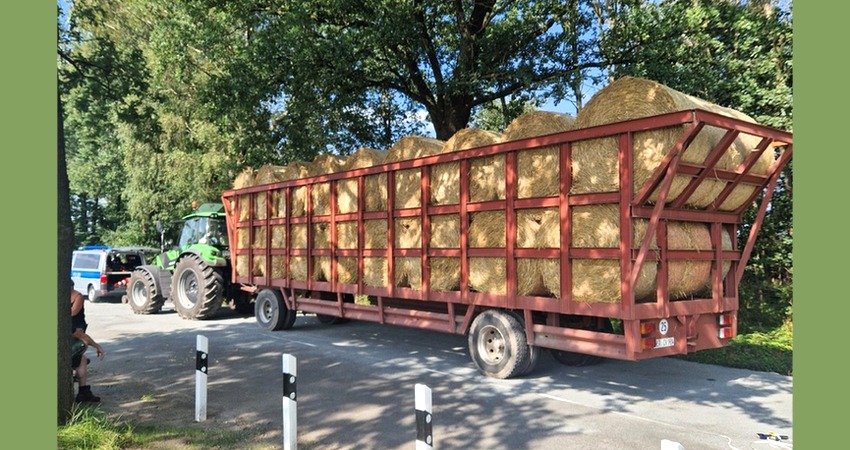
[255,289,296,331]
[127,269,164,314]
[548,349,605,367]
[170,254,223,320]
[468,310,532,379]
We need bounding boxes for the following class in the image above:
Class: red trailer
[221,109,792,379]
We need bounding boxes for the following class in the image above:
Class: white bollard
[195,335,208,422]
[282,354,298,450]
[415,384,433,450]
[661,439,685,450]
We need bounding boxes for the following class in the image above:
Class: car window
[73,253,101,270]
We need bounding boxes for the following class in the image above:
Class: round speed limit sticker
[659,319,669,336]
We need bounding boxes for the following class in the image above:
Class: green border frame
[2,1,56,447]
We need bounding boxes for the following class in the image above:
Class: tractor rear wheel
[127,269,164,314]
[170,254,223,320]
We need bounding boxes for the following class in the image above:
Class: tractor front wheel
[127,269,164,314]
[170,254,223,320]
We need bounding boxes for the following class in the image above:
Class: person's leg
[73,346,100,403]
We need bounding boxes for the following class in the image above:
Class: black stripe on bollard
[283,372,297,402]
[415,409,432,445]
[196,350,208,373]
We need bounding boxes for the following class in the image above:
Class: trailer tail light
[640,321,656,336]
[641,337,657,350]
[717,313,734,339]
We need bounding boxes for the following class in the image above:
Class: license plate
[655,337,674,349]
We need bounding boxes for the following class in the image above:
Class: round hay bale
[339,148,387,214]
[517,208,560,248]
[313,223,331,249]
[271,255,286,279]
[290,256,308,281]
[364,220,388,249]
[441,128,503,202]
[252,255,266,277]
[237,194,252,221]
[281,162,310,180]
[394,257,421,289]
[253,192,268,221]
[468,211,506,248]
[235,255,249,278]
[574,76,771,208]
[291,186,307,217]
[337,257,358,284]
[561,259,658,303]
[364,173,388,211]
[290,224,308,249]
[255,164,289,185]
[336,221,358,250]
[233,167,256,189]
[313,256,331,282]
[271,189,286,218]
[394,217,422,249]
[236,228,250,250]
[311,182,331,216]
[666,221,733,299]
[394,169,421,209]
[386,136,446,162]
[431,162,460,205]
[307,154,346,176]
[363,257,388,287]
[469,257,506,295]
[503,111,577,199]
[571,204,657,249]
[429,257,460,291]
[430,214,460,248]
[516,258,553,296]
[252,226,267,249]
[271,225,286,248]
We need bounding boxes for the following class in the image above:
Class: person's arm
[72,328,105,360]
[71,290,85,316]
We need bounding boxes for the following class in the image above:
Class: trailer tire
[127,269,164,314]
[549,349,605,367]
[170,254,223,320]
[468,310,532,379]
[255,289,296,331]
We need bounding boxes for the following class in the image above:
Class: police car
[71,246,156,302]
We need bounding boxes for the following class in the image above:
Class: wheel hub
[177,270,200,309]
[477,324,506,365]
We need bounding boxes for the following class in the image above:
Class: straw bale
[311,182,331,216]
[364,174,388,211]
[563,259,657,303]
[430,214,460,248]
[255,164,288,185]
[386,136,446,162]
[337,221,358,250]
[503,111,577,199]
[364,220,388,249]
[441,128,503,202]
[574,76,771,208]
[313,223,331,249]
[271,225,286,248]
[252,226,267,249]
[468,211,506,248]
[571,204,657,249]
[339,148,387,214]
[233,167,256,189]
[338,257,359,284]
[395,169,421,209]
[235,255,249,278]
[271,255,286,279]
[253,192,268,220]
[252,255,266,277]
[394,257,421,289]
[271,189,286,218]
[290,224,308,249]
[665,221,735,299]
[291,186,307,217]
[431,162,460,205]
[236,227,250,250]
[517,208,560,248]
[394,217,422,249]
[516,258,554,296]
[363,257,388,287]
[313,256,331,282]
[282,162,310,180]
[429,257,460,291]
[307,154,345,176]
[237,195,251,221]
[469,257,506,295]
[290,256,307,281]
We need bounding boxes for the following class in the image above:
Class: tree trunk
[58,93,74,425]
[429,97,473,141]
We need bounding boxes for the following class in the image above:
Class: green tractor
[126,202,251,320]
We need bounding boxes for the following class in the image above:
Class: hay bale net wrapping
[502,111,577,199]
[573,76,774,210]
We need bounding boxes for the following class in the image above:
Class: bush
[676,322,793,376]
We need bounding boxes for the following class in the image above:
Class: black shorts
[71,339,87,369]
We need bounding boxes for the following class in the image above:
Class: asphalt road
[85,300,792,450]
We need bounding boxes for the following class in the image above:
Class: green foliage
[57,406,134,450]
[677,323,793,376]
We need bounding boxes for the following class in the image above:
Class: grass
[58,406,134,450]
[675,322,793,376]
